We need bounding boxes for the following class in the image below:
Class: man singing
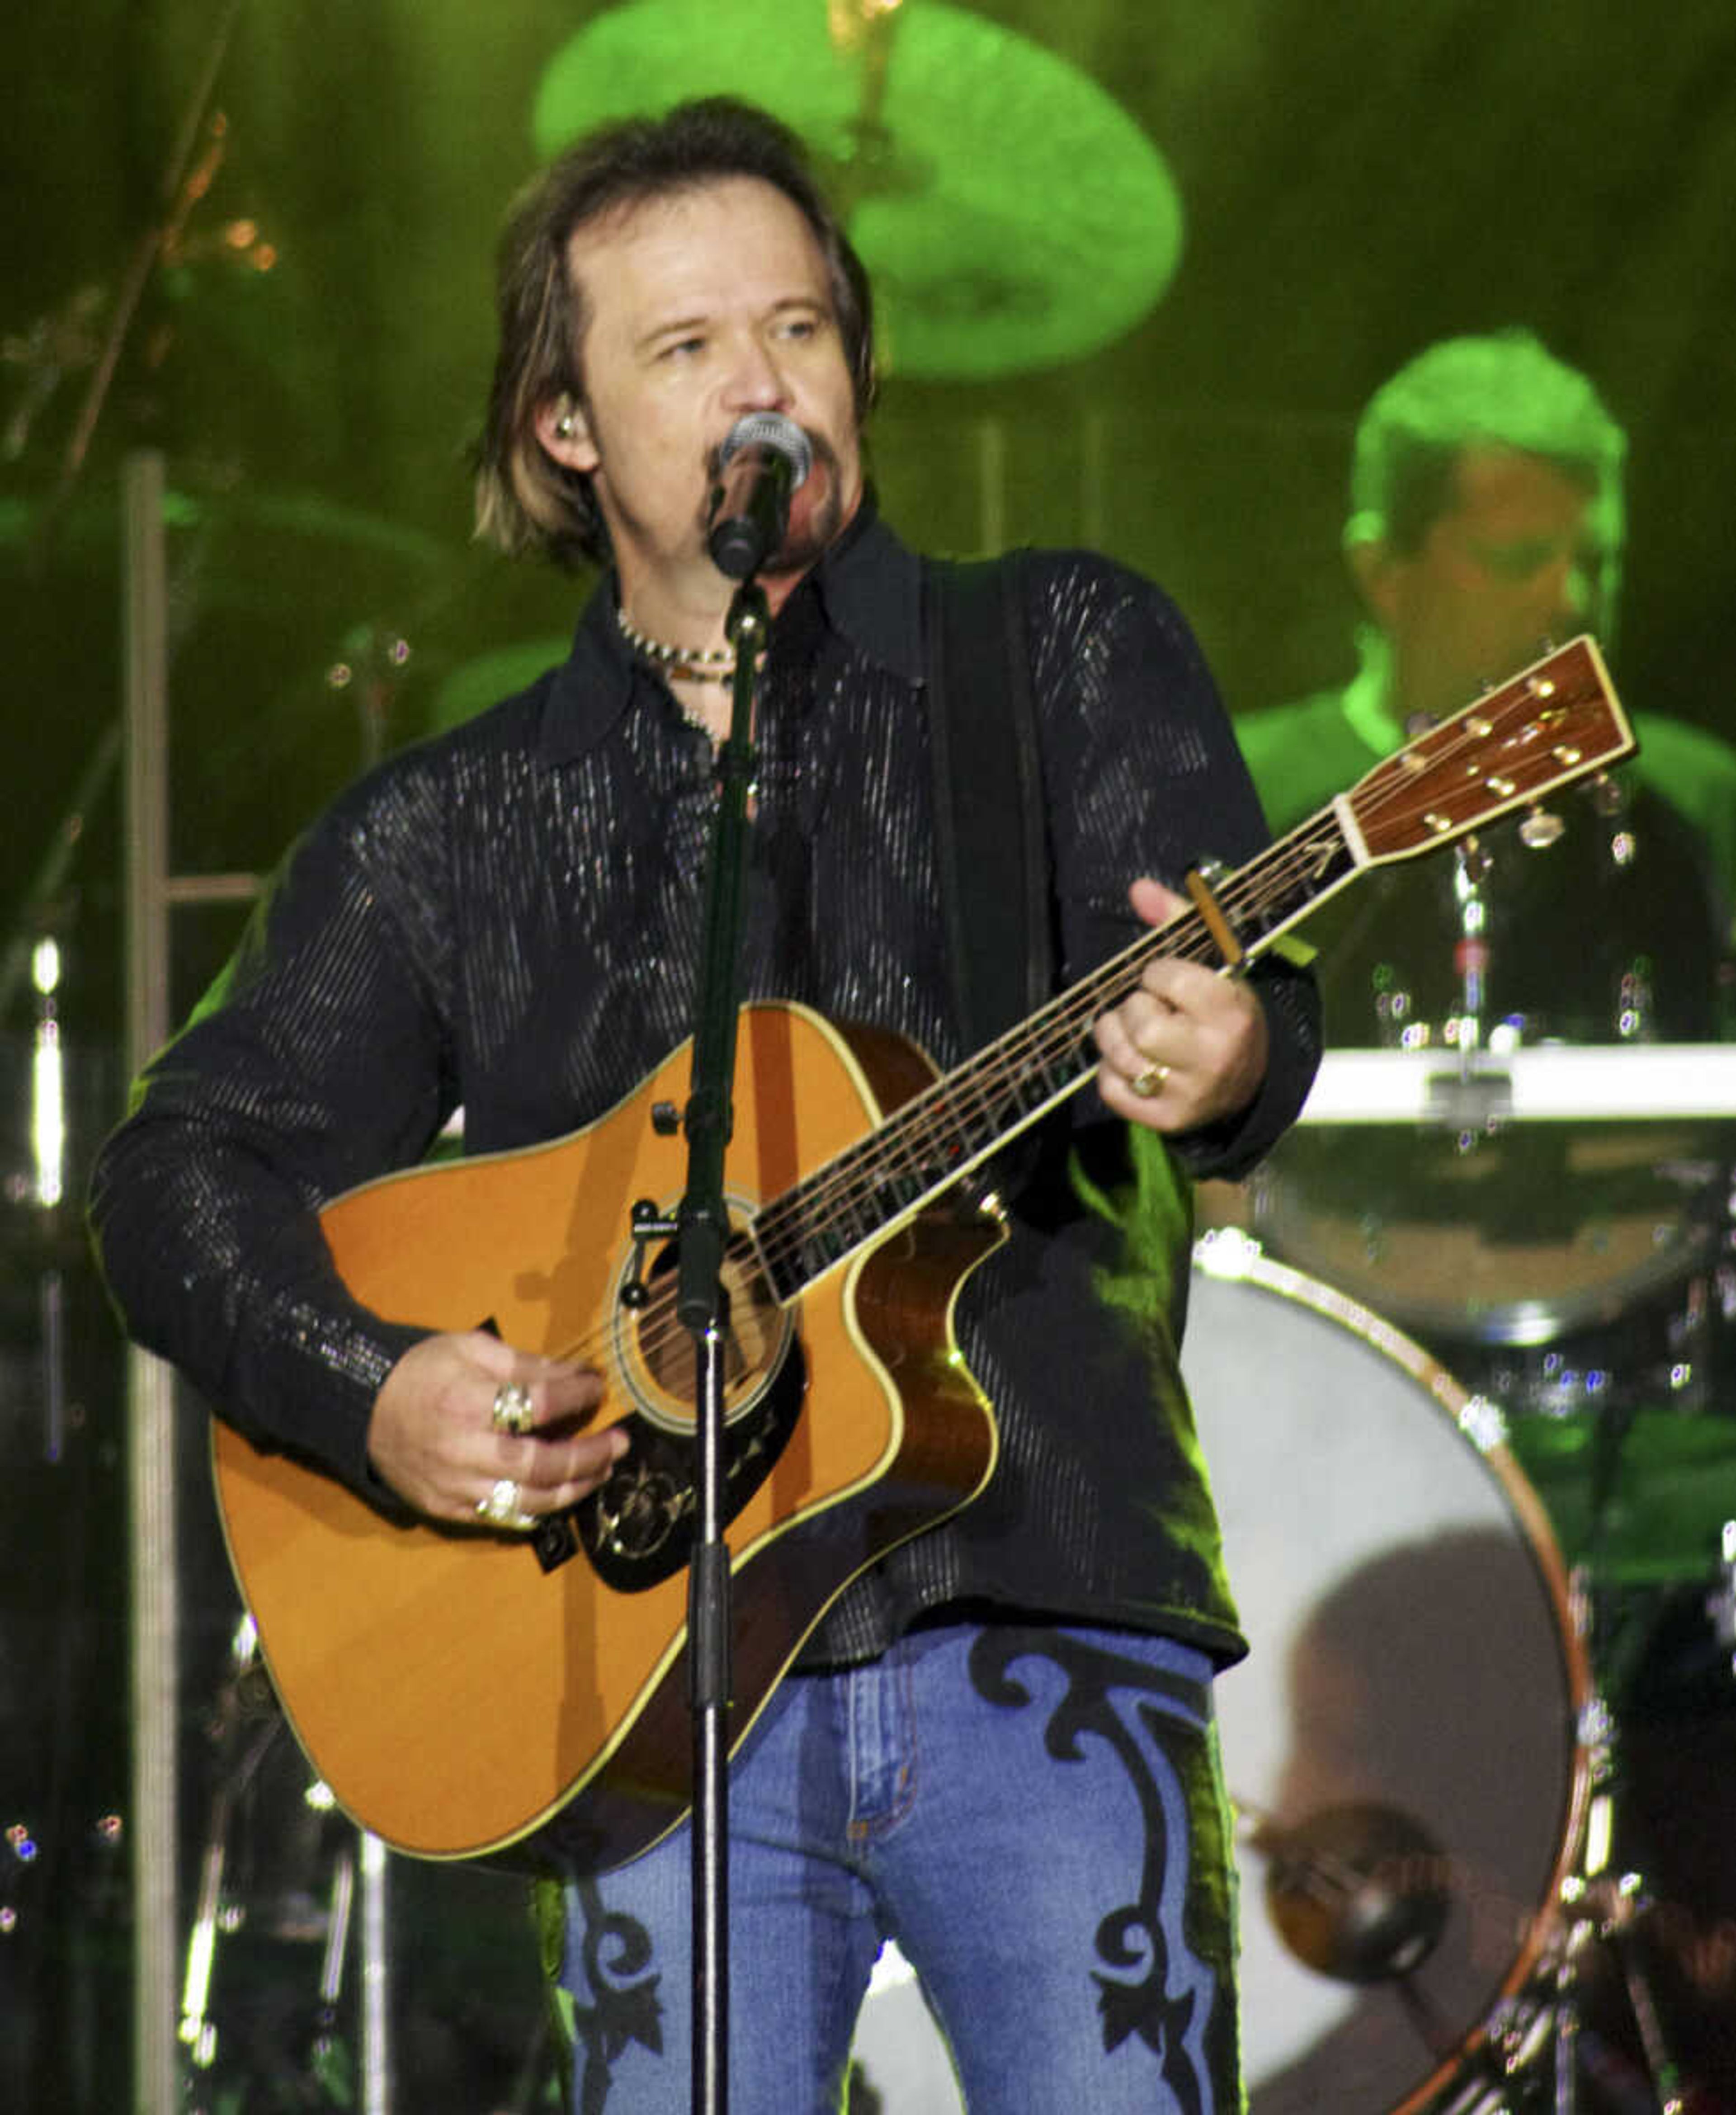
[93,99,1318,2111]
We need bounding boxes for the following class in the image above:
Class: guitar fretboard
[751,807,1356,1302]
[749,634,1629,1306]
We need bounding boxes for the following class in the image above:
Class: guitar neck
[752,805,1355,1302]
[751,633,1632,1302]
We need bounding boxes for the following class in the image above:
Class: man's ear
[1345,526,1401,629]
[534,394,600,474]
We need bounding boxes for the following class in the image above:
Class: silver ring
[476,1477,533,1530]
[491,1381,535,1436]
[1130,1062,1170,1098]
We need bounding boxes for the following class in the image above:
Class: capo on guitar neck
[1182,858,1315,972]
[1185,862,1246,970]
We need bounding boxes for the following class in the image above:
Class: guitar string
[740,676,1599,1289]
[528,815,1348,1394]
[522,674,1606,1392]
[705,670,1599,1290]
[542,748,1601,1403]
[723,685,1528,1294]
[581,813,1338,1381]
[750,815,1339,1275]
[491,1229,747,1397]
[519,886,1233,1390]
[543,677,1598,1381]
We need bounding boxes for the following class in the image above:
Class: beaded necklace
[614,600,738,684]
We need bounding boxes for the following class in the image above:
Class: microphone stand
[672,574,771,2115]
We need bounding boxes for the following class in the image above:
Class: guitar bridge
[527,1333,809,1588]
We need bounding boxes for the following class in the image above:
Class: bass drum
[1181,1239,1592,2114]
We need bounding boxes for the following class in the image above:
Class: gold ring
[491,1381,535,1436]
[476,1477,533,1530]
[1130,1062,1170,1098]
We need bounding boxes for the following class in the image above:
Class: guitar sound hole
[629,1237,792,1434]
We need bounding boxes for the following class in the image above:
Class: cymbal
[531,0,1183,380]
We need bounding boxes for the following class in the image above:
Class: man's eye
[1478,541,1556,581]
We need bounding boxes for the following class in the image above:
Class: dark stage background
[3,2,1734,2107]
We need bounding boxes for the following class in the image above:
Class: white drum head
[1182,1242,1589,2113]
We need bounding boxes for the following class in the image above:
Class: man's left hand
[1093,878,1269,1134]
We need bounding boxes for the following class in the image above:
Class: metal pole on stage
[122,447,181,2115]
[123,452,402,2110]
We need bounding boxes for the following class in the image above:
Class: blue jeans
[555,1619,1241,2112]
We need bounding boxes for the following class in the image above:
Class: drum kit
[1177,798,1736,2113]
[850,798,1736,2111]
[853,1242,1734,2115]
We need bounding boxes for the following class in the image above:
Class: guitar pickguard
[533,1328,808,1588]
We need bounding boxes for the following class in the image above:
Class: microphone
[706,413,813,580]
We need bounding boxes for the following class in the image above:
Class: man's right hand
[367,1330,624,1528]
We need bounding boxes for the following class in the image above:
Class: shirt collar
[538,488,924,764]
[805,489,925,685]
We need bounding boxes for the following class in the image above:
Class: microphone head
[716,411,813,489]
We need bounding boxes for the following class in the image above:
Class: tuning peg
[1518,806,1566,850]
[1585,771,1627,819]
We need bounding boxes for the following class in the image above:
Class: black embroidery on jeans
[968,1626,1214,2111]
[567,1877,665,2114]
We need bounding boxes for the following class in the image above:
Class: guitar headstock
[1344,636,1634,865]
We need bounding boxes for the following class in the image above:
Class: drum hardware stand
[1540,1874,1689,2115]
[1441,781,1570,1067]
[178,1616,388,2111]
[179,1619,278,2072]
[312,1840,358,2095]
[1709,1519,1736,1677]
[1449,840,1493,1058]
[1475,1577,1693,2115]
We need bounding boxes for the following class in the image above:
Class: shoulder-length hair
[474,97,876,570]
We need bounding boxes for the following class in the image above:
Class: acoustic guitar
[211,636,1630,1872]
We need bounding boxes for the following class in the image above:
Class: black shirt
[90,504,1319,1666]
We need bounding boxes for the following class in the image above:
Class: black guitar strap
[922,552,1055,1054]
